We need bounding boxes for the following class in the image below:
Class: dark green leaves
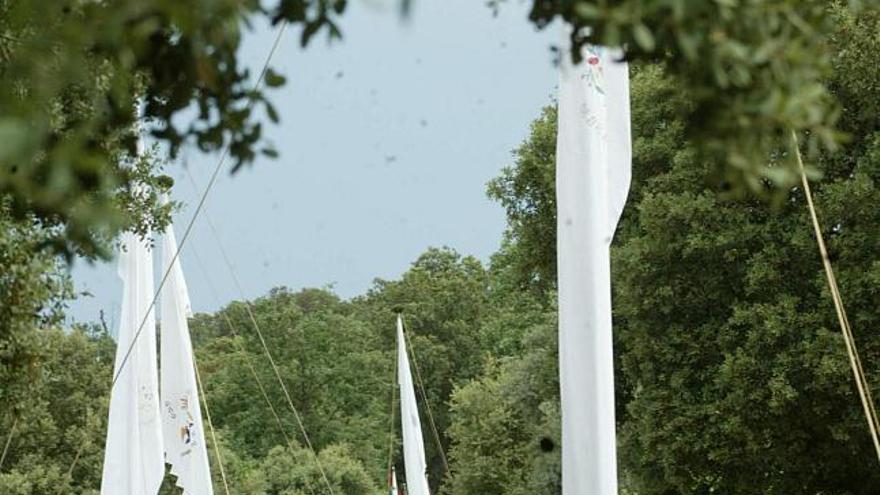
[0,0,353,257]
[264,68,286,88]
[525,0,876,196]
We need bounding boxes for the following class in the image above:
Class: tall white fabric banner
[556,40,631,495]
[397,316,431,495]
[102,232,165,495]
[161,221,214,495]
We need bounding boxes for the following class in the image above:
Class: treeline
[0,246,555,494]
[3,6,880,495]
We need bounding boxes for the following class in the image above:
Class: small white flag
[556,38,632,495]
[101,232,165,495]
[160,219,214,494]
[397,316,431,495]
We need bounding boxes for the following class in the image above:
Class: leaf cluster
[0,0,347,256]
[524,0,874,195]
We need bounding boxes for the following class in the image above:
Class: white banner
[101,232,165,495]
[161,221,214,495]
[556,40,631,495]
[397,316,431,495]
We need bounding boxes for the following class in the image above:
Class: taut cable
[110,19,290,389]
[184,168,334,494]
[400,315,451,480]
[791,130,880,462]
[188,244,319,495]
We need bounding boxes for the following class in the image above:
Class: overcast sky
[67,0,557,331]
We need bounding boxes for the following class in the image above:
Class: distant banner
[397,316,431,495]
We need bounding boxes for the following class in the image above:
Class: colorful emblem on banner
[580,45,605,95]
[164,392,199,457]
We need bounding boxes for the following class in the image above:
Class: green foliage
[0,204,74,410]
[611,13,880,492]
[259,444,377,495]
[351,248,492,488]
[481,14,880,495]
[163,249,493,493]
[0,0,348,255]
[3,0,877,256]
[1,252,496,494]
[487,63,686,295]
[0,326,114,495]
[523,0,879,195]
[4,5,880,495]
[829,6,880,142]
[487,107,558,296]
[445,315,561,495]
[450,9,880,493]
[193,290,389,474]
[615,137,880,494]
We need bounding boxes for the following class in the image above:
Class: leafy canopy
[3,0,878,256]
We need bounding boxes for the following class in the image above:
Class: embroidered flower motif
[579,46,605,95]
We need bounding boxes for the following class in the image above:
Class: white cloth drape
[397,316,431,495]
[556,40,632,495]
[160,221,214,494]
[101,232,165,495]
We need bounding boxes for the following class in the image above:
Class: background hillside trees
[460,6,880,493]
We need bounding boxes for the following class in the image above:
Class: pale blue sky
[68,0,557,330]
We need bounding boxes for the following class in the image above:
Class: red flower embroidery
[587,56,600,65]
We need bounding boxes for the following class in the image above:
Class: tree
[477,6,880,493]
[523,0,877,195]
[4,0,878,257]
[614,9,880,492]
[487,61,686,296]
[192,288,389,478]
[487,107,559,297]
[615,134,880,495]
[191,249,496,492]
[445,312,561,495]
[352,247,493,491]
[0,0,352,255]
[0,325,115,495]
[258,443,377,495]
[5,5,880,493]
[0,204,75,412]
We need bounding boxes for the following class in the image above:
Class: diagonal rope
[0,415,17,471]
[151,208,233,494]
[110,18,289,389]
[183,171,333,495]
[400,315,451,479]
[188,244,320,495]
[189,246,294,449]
[828,264,880,433]
[191,350,232,495]
[59,444,84,494]
[57,423,90,495]
[791,130,880,463]
[197,209,335,494]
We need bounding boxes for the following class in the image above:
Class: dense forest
[2,3,880,495]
